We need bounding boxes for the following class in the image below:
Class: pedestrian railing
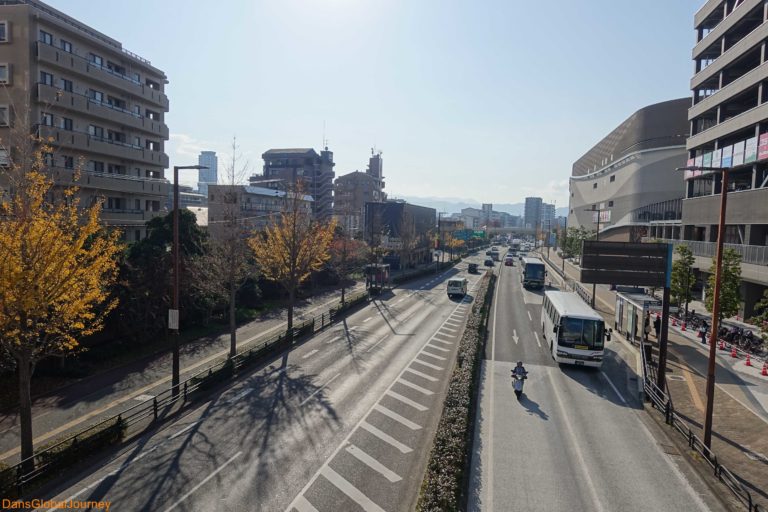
[0,290,371,499]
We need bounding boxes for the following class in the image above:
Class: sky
[54,0,703,207]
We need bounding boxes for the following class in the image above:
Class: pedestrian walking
[644,313,651,343]
[699,321,709,344]
[654,314,661,340]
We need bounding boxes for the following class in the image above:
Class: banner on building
[712,148,722,168]
[732,140,745,166]
[744,136,758,164]
[759,133,768,161]
[721,145,733,168]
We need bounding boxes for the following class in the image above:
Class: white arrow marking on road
[512,330,519,345]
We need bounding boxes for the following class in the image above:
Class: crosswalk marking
[413,358,443,370]
[426,343,450,352]
[405,367,439,382]
[397,378,434,396]
[387,390,429,411]
[360,422,413,453]
[346,444,403,483]
[430,338,453,346]
[292,495,319,512]
[374,404,422,430]
[320,466,387,512]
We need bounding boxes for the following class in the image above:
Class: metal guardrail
[642,348,765,511]
[652,238,768,266]
[0,290,371,498]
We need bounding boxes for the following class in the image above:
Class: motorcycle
[512,370,528,399]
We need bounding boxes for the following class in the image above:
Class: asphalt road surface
[38,256,488,512]
[468,251,729,512]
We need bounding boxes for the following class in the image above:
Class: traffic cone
[762,362,768,376]
[718,340,725,351]
[672,317,677,327]
[746,354,752,366]
[731,346,738,358]
[681,322,686,332]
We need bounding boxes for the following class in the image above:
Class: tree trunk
[341,280,346,304]
[287,286,295,340]
[229,282,237,359]
[18,353,34,472]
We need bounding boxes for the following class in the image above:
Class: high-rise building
[253,147,335,220]
[541,203,556,233]
[0,0,170,242]
[481,203,493,225]
[524,197,543,231]
[333,150,386,235]
[568,99,688,242]
[652,1,768,318]
[197,151,218,198]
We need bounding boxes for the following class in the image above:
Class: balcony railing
[651,238,768,266]
[630,198,683,223]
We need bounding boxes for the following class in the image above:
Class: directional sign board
[580,241,670,287]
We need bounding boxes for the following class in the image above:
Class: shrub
[36,416,126,469]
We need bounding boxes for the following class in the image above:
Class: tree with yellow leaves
[247,185,335,336]
[0,141,121,469]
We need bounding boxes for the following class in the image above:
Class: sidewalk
[543,249,768,506]
[0,281,366,464]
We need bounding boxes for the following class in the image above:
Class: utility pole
[583,207,604,309]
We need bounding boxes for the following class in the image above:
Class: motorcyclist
[512,361,528,398]
[511,361,528,379]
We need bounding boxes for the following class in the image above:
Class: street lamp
[676,164,729,450]
[170,164,208,398]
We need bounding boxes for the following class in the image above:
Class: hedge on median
[417,271,495,512]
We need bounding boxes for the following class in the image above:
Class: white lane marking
[426,343,450,353]
[396,299,405,304]
[534,331,541,348]
[512,329,519,345]
[299,373,341,407]
[430,338,453,346]
[549,370,605,512]
[292,495,320,512]
[421,350,447,361]
[302,349,319,359]
[319,466,387,512]
[364,335,389,353]
[405,367,439,382]
[162,451,242,512]
[600,371,627,405]
[374,404,422,430]
[445,319,462,325]
[487,260,506,512]
[414,358,443,370]
[170,421,201,440]
[360,422,413,454]
[440,326,459,333]
[346,444,402,483]
[432,333,454,342]
[527,310,532,321]
[363,316,373,323]
[387,391,429,411]
[397,378,435,396]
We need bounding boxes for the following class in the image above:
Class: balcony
[653,238,768,266]
[48,165,168,196]
[690,60,768,119]
[686,101,768,149]
[692,21,768,90]
[36,42,169,110]
[37,84,169,139]
[693,0,762,61]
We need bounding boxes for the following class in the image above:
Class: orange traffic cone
[731,346,738,358]
[681,322,687,332]
[762,362,768,376]
[746,354,752,366]
[672,317,677,327]
[718,340,725,351]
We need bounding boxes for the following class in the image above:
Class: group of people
[644,312,709,344]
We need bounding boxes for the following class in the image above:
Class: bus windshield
[525,264,545,281]
[558,317,604,349]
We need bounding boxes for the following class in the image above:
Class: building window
[0,148,8,166]
[0,105,8,126]
[43,152,53,166]
[610,175,615,182]
[0,21,8,43]
[60,39,72,53]
[107,130,126,143]
[146,79,159,90]
[132,105,140,116]
[106,61,125,75]
[63,156,74,169]
[592,182,598,189]
[132,72,140,83]
[134,199,141,210]
[39,30,52,45]
[88,89,104,103]
[59,78,73,92]
[89,160,104,173]
[133,136,140,147]
[107,96,126,110]
[145,109,159,121]
[608,200,614,207]
[41,112,53,126]
[0,63,9,84]
[88,125,104,138]
[40,71,53,86]
[90,53,103,66]
[134,229,141,241]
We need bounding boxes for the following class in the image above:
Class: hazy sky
[54,0,701,206]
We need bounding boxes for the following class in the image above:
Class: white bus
[541,291,606,367]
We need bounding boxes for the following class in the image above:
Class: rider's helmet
[516,361,523,367]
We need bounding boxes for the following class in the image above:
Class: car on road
[485,250,492,256]
[484,258,494,267]
[468,262,479,274]
[518,251,527,261]
[504,256,515,266]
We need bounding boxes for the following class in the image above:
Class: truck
[490,247,501,261]
[509,239,521,256]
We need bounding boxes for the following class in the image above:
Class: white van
[447,278,468,298]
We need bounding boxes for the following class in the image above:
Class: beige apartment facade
[0,0,170,241]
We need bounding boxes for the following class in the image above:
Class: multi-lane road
[39,259,486,512]
[469,250,729,512]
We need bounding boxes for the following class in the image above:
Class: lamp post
[676,164,729,450]
[170,164,208,398]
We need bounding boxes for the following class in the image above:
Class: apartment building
[252,147,335,221]
[654,0,768,317]
[0,0,170,241]
[568,99,688,242]
[333,151,387,235]
[207,184,313,240]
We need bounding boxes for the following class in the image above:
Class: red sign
[758,133,768,161]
